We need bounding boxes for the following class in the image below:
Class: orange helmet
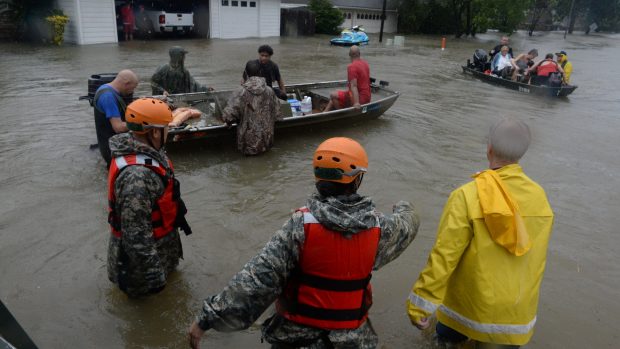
[125,97,173,133]
[313,137,368,184]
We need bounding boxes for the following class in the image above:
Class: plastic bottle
[288,99,301,117]
[301,96,312,115]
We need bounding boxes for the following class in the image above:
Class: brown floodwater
[1,31,619,348]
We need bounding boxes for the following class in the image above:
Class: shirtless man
[510,49,538,82]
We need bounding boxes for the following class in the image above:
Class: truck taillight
[159,15,165,24]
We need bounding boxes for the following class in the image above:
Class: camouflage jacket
[222,76,283,155]
[151,64,207,95]
[107,133,182,297]
[197,194,420,348]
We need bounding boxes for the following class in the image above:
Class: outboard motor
[473,49,488,71]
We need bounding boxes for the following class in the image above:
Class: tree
[308,0,344,35]
[527,0,555,36]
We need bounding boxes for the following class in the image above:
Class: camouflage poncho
[106,133,182,297]
[196,194,420,348]
[222,76,283,155]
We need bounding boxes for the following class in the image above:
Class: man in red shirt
[324,46,371,111]
[120,2,135,41]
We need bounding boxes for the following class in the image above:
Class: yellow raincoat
[407,164,553,345]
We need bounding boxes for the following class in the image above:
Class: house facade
[282,0,398,33]
[53,0,281,45]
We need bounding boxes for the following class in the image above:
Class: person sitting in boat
[528,53,564,86]
[323,45,371,112]
[151,46,213,95]
[489,36,513,59]
[555,51,573,84]
[490,46,513,78]
[243,45,287,100]
[510,49,538,82]
[223,60,283,156]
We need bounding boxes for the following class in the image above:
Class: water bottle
[301,96,312,115]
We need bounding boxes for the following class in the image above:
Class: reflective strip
[303,212,319,224]
[114,156,128,170]
[135,154,161,168]
[439,305,537,335]
[408,292,438,314]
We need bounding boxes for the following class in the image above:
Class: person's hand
[208,87,215,92]
[413,317,430,330]
[188,321,205,349]
[163,90,170,97]
[353,103,361,110]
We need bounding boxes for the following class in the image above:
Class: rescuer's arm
[195,212,305,332]
[116,167,167,293]
[406,189,473,325]
[221,90,243,126]
[373,201,420,270]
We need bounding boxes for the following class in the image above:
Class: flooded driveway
[1,32,619,348]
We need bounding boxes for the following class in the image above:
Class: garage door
[219,0,259,39]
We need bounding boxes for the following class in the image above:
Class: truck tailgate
[165,13,193,27]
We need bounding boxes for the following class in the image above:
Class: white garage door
[219,0,259,39]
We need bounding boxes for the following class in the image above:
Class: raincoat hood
[306,193,378,234]
[473,164,531,256]
[109,133,170,170]
[243,76,267,95]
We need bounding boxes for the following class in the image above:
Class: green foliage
[474,0,531,33]
[308,0,344,34]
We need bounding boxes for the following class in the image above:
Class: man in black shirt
[489,36,513,59]
[243,45,287,100]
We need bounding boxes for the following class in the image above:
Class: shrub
[308,0,344,35]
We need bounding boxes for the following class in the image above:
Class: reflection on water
[0,32,619,349]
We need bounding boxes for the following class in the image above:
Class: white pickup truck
[145,1,194,34]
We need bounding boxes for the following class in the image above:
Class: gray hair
[488,118,531,162]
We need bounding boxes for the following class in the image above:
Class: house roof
[282,0,397,11]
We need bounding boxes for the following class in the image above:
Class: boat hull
[462,66,577,97]
[167,80,399,143]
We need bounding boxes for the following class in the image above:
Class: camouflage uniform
[222,76,283,155]
[151,46,209,95]
[107,133,183,297]
[196,193,420,348]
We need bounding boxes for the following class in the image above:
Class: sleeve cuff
[197,314,211,331]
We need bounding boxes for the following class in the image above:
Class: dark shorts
[337,90,352,108]
[123,23,133,33]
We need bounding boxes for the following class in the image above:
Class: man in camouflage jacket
[188,138,420,348]
[151,46,211,95]
[107,132,183,297]
[222,60,283,156]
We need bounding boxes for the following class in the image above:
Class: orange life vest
[537,60,559,77]
[276,207,381,330]
[108,154,191,240]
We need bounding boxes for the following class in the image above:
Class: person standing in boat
[151,46,213,95]
[323,46,371,112]
[243,45,287,100]
[223,60,282,156]
[406,118,554,349]
[93,69,138,167]
[187,137,419,349]
[489,36,513,59]
[107,98,193,298]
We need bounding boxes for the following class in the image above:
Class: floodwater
[1,31,619,348]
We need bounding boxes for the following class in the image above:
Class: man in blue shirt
[94,70,138,166]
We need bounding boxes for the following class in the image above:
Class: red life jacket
[276,207,381,330]
[537,60,559,77]
[108,154,189,240]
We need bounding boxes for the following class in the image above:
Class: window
[241,1,247,6]
[222,0,229,5]
[232,0,238,6]
[250,1,256,7]
[356,13,360,19]
[347,13,351,19]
